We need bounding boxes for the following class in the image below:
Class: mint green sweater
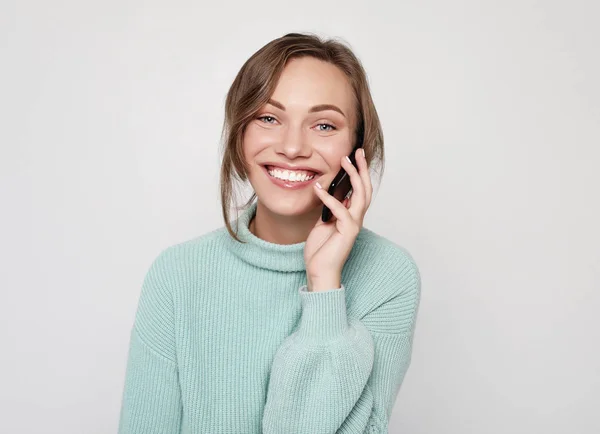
[118,201,421,433]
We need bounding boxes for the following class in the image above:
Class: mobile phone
[321,125,364,223]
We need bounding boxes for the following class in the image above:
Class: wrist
[306,275,341,292]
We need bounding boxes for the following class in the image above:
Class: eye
[257,115,278,124]
[316,123,337,132]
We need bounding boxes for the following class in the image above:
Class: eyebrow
[267,98,346,118]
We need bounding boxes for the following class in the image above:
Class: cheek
[314,134,353,167]
[243,128,259,156]
[243,124,279,157]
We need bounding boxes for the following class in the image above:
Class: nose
[274,124,311,159]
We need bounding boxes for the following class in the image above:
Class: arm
[262,256,421,434]
[117,248,183,434]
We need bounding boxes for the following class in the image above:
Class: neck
[250,200,322,245]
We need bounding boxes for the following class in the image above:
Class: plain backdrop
[1,1,598,433]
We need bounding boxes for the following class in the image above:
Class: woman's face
[243,56,356,217]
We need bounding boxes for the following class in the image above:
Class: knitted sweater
[117,201,421,433]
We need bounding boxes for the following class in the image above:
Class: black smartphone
[321,125,364,223]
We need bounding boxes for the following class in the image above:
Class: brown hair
[219,32,385,243]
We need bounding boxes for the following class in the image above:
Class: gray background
[1,1,598,433]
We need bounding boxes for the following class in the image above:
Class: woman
[118,32,421,434]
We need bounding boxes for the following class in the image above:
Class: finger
[314,182,355,229]
[355,147,373,206]
[340,154,366,220]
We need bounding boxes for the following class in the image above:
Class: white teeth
[267,167,315,182]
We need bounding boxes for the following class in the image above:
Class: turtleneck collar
[223,201,371,273]
[224,201,307,272]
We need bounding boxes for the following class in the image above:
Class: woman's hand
[304,147,373,292]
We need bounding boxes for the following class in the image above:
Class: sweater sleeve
[118,248,183,434]
[262,258,421,434]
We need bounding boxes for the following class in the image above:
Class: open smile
[260,165,321,190]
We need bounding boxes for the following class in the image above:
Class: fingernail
[345,156,351,164]
[315,181,322,189]
[361,148,365,158]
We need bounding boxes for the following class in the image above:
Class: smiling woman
[219,34,388,245]
[117,32,421,434]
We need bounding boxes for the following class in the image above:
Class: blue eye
[257,116,336,132]
[258,115,277,124]
[317,123,336,132]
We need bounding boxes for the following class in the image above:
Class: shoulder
[350,225,421,299]
[137,227,229,310]
[132,231,230,361]
[348,226,422,334]
[148,226,229,272]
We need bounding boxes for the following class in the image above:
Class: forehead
[270,57,355,118]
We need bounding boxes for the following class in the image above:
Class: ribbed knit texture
[118,201,421,434]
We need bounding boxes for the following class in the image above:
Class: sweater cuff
[295,284,349,344]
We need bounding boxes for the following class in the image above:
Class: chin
[255,193,321,217]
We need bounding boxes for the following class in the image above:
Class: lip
[261,164,320,190]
